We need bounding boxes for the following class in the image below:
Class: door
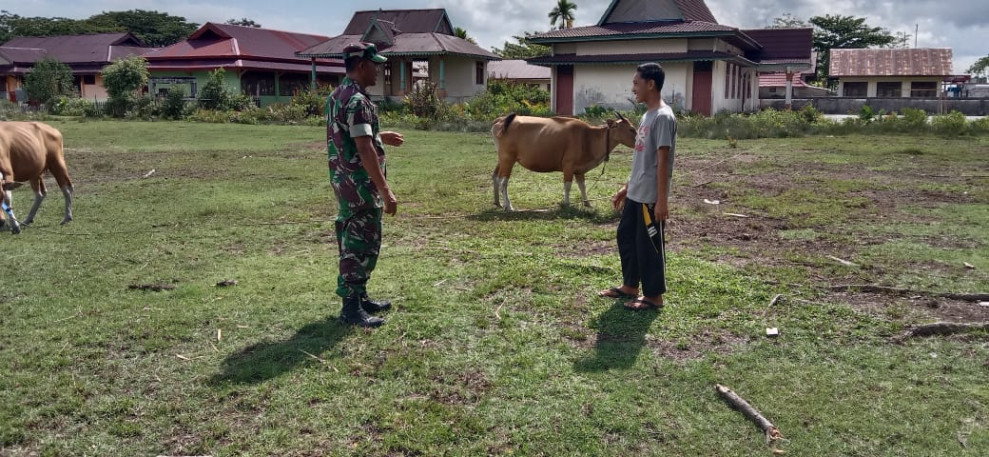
[692,61,713,117]
[555,65,574,115]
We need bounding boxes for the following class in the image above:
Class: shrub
[930,111,969,136]
[198,68,230,111]
[102,56,149,118]
[858,105,875,123]
[799,104,823,123]
[160,89,187,120]
[291,83,334,117]
[24,57,75,105]
[224,93,257,112]
[404,80,443,118]
[55,97,94,117]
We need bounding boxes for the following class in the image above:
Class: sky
[3,0,986,72]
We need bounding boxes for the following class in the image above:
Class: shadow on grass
[469,204,617,224]
[209,317,351,385]
[573,301,660,372]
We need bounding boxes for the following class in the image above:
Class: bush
[467,80,551,120]
[404,80,444,118]
[198,68,230,111]
[224,93,257,112]
[24,57,75,105]
[291,83,334,117]
[54,97,94,117]
[930,111,969,136]
[160,89,187,120]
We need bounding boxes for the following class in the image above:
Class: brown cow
[491,113,637,211]
[0,121,74,234]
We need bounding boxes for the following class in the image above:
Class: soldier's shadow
[573,301,660,372]
[209,317,350,385]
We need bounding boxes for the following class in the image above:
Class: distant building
[0,33,155,102]
[144,23,343,107]
[829,48,954,98]
[488,60,551,92]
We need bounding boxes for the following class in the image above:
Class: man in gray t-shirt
[598,63,677,311]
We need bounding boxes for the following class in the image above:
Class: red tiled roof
[829,48,953,77]
[0,33,153,64]
[343,9,453,35]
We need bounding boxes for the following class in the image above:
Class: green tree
[86,10,197,47]
[454,27,476,45]
[226,18,261,28]
[22,57,75,104]
[548,0,577,30]
[810,14,903,80]
[198,68,230,111]
[101,55,149,117]
[965,56,989,78]
[492,32,551,59]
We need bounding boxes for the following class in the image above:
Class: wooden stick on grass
[716,384,783,443]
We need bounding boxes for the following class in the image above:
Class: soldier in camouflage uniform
[326,42,405,328]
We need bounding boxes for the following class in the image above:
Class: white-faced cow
[0,121,74,234]
[491,113,637,211]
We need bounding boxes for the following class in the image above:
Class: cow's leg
[2,189,21,234]
[47,159,74,225]
[562,170,575,206]
[576,173,591,207]
[492,165,501,207]
[498,158,515,211]
[22,178,47,225]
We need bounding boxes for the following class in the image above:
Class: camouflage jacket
[326,77,386,211]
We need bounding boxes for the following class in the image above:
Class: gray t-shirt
[627,104,677,204]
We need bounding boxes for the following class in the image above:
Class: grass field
[1,120,988,456]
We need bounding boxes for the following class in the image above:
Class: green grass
[1,121,987,456]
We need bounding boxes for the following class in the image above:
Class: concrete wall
[576,38,688,55]
[571,63,690,114]
[438,57,486,103]
[760,97,989,116]
[836,77,941,97]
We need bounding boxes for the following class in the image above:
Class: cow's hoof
[61,218,72,225]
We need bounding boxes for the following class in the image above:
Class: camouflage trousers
[334,207,383,299]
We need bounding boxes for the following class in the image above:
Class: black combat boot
[361,294,392,313]
[339,296,385,328]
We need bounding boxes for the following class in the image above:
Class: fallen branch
[906,322,989,338]
[715,384,783,443]
[830,284,989,302]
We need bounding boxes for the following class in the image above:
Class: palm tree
[548,0,578,30]
[454,27,477,45]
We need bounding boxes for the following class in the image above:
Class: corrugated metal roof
[527,50,754,66]
[829,48,954,77]
[0,33,153,64]
[344,9,452,35]
[146,23,335,63]
[530,20,737,43]
[599,0,718,25]
[297,32,499,60]
[759,72,815,88]
[742,28,812,60]
[488,60,551,80]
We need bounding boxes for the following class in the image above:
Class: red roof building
[144,23,344,106]
[829,48,955,98]
[0,32,155,102]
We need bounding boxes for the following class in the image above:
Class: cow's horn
[616,112,628,122]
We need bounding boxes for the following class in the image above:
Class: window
[910,81,937,98]
[83,75,96,85]
[278,74,310,96]
[476,62,485,85]
[241,72,276,96]
[877,82,901,97]
[843,82,867,97]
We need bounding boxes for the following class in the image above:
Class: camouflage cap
[343,42,387,63]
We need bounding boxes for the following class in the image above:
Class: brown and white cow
[491,113,637,211]
[0,121,74,234]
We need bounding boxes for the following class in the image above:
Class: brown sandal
[598,287,636,299]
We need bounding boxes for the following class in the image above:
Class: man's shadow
[209,317,350,385]
[573,301,660,372]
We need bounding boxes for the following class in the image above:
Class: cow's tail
[494,113,517,138]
